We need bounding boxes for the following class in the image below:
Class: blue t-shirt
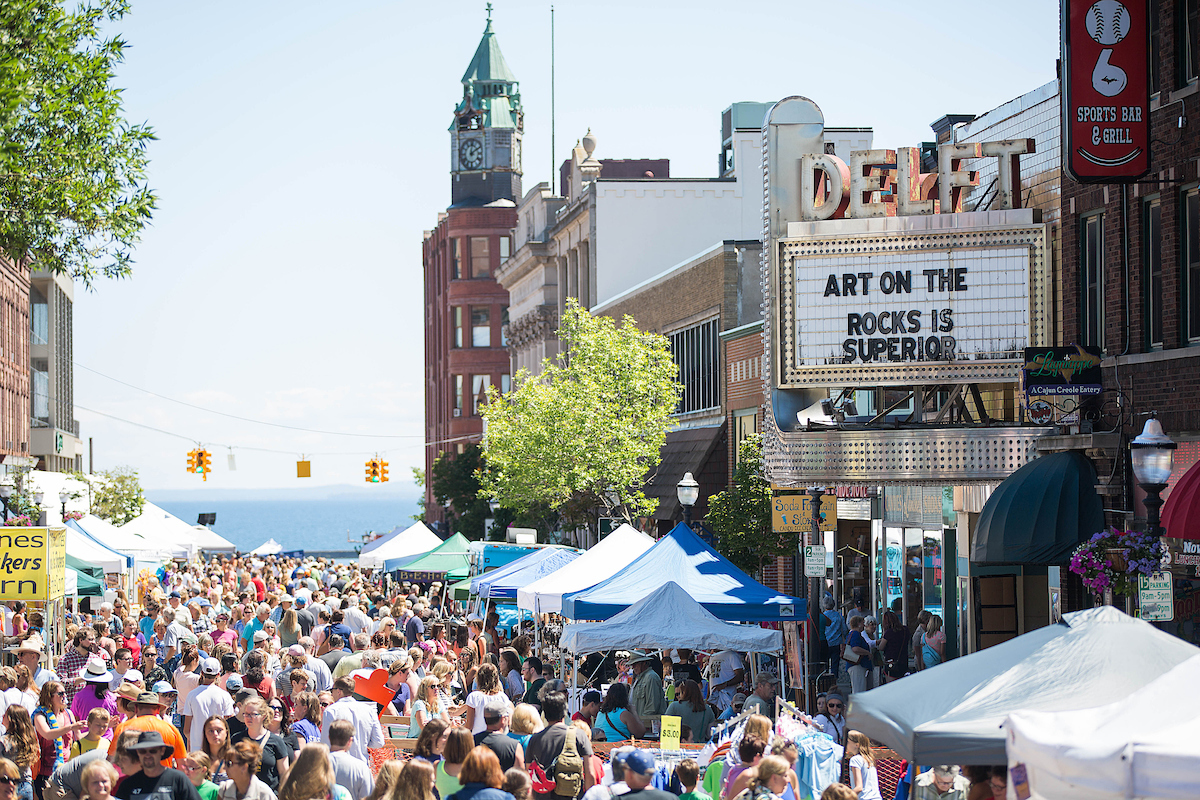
[847,629,870,659]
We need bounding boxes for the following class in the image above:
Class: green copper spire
[460,10,517,85]
[453,7,522,132]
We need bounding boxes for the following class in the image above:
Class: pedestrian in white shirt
[319,676,384,762]
[182,658,234,750]
[327,718,374,799]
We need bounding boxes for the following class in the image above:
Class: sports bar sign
[1062,0,1151,182]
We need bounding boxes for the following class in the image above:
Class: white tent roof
[65,568,77,597]
[559,581,784,654]
[1004,654,1200,800]
[66,524,128,574]
[358,521,440,569]
[84,512,188,561]
[517,524,654,613]
[122,503,237,554]
[250,538,283,556]
[846,607,1200,764]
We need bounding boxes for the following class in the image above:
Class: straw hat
[116,683,142,703]
[82,658,112,684]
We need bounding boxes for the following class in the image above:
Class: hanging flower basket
[1070,528,1162,598]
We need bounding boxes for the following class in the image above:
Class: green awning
[971,451,1105,565]
[68,567,103,597]
[449,577,474,602]
[393,532,472,581]
[67,553,104,580]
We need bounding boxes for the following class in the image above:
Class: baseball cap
[582,690,601,705]
[168,591,181,599]
[123,669,143,684]
[201,657,221,676]
[280,594,294,603]
[253,630,269,643]
[623,749,656,777]
[732,692,747,707]
[153,681,177,695]
[295,596,307,606]
[225,675,243,692]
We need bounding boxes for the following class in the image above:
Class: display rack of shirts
[774,697,842,800]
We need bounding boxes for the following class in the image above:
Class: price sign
[772,493,837,532]
[804,545,827,577]
[1138,572,1173,621]
[659,715,681,750]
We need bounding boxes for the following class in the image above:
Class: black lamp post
[58,489,69,521]
[677,472,699,528]
[0,484,12,522]
[1130,413,1176,537]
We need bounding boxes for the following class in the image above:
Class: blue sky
[76,0,1060,490]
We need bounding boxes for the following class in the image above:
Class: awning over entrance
[644,423,726,521]
[1162,459,1200,540]
[971,450,1104,564]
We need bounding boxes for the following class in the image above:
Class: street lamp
[487,497,500,540]
[1131,413,1177,537]
[32,491,44,526]
[0,485,11,521]
[677,472,699,527]
[58,489,69,520]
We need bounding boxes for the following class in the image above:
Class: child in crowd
[678,759,710,800]
[69,708,111,759]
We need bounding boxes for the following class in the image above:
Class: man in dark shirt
[473,695,524,771]
[673,650,704,686]
[295,596,315,637]
[525,690,594,799]
[520,656,546,705]
[114,731,201,800]
[405,607,426,646]
[320,634,348,673]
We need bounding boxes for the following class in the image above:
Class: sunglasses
[0,777,17,786]
[827,703,843,709]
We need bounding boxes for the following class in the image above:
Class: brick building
[1061,0,1200,528]
[0,252,29,463]
[422,14,522,528]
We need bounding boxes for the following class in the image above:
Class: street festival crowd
[0,555,1011,800]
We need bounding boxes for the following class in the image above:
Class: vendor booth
[121,502,237,557]
[517,524,654,614]
[473,547,580,600]
[560,523,803,622]
[390,532,472,579]
[358,521,441,570]
[1003,653,1200,800]
[560,582,783,653]
[847,607,1199,763]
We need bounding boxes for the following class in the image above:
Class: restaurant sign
[1062,0,1151,182]
[1023,345,1103,396]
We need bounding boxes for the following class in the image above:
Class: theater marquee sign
[777,214,1048,388]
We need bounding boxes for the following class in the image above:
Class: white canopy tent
[516,524,654,614]
[84,512,188,561]
[122,503,237,555]
[65,523,129,574]
[1004,654,1200,800]
[560,581,784,654]
[846,607,1200,764]
[357,521,440,569]
[250,538,283,556]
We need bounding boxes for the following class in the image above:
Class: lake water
[152,497,422,554]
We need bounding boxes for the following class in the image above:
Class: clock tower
[450,7,523,206]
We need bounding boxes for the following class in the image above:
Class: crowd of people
[0,553,1004,800]
[817,598,947,696]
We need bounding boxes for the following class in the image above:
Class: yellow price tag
[659,715,681,750]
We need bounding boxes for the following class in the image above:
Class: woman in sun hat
[70,658,118,723]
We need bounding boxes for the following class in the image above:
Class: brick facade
[0,253,29,459]
[1060,1,1200,522]
[423,206,516,525]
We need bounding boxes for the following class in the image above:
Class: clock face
[459,138,483,170]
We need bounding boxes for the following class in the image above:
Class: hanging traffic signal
[379,459,389,483]
[365,458,379,483]
[187,449,198,473]
[197,449,212,481]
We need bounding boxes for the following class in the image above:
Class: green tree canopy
[707,434,796,576]
[87,465,143,525]
[0,0,157,283]
[481,298,681,528]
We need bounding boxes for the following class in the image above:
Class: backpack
[549,727,584,797]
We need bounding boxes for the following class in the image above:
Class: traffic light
[197,449,212,481]
[379,459,389,483]
[187,449,198,473]
[365,458,379,483]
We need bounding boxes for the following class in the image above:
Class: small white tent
[1004,654,1200,800]
[357,522,440,570]
[559,582,784,654]
[516,524,654,614]
[84,512,188,561]
[846,607,1200,763]
[65,522,129,574]
[250,538,283,556]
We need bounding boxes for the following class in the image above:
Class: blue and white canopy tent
[473,547,581,600]
[560,523,804,622]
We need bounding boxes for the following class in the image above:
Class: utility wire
[75,361,423,439]
[75,404,479,455]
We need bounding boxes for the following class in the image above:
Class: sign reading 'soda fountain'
[775,139,1048,388]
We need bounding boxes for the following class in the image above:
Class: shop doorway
[974,574,1019,649]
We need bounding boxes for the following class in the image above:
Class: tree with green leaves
[0,0,156,283]
[481,298,681,531]
[707,434,795,577]
[86,466,143,525]
[430,445,495,540]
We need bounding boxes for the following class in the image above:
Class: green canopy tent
[67,566,103,597]
[390,532,473,581]
[67,553,104,582]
